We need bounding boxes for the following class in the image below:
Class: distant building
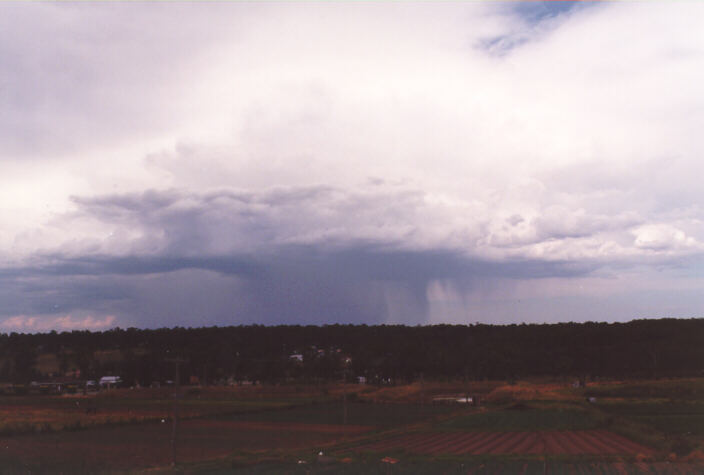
[99,376,122,389]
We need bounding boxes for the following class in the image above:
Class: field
[349,430,654,456]
[0,392,296,435]
[0,379,702,473]
[0,418,367,471]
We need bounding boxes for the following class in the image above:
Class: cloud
[633,224,700,252]
[59,184,704,266]
[477,0,597,57]
[1,2,704,328]
[4,174,704,329]
[0,243,595,328]
[0,3,252,158]
[1,315,116,333]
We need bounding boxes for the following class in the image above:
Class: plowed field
[354,430,654,456]
[462,461,701,474]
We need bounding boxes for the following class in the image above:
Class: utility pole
[343,388,348,426]
[165,356,188,467]
[420,372,424,406]
[342,366,349,437]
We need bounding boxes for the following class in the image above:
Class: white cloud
[633,224,700,252]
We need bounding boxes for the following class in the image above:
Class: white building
[99,376,122,389]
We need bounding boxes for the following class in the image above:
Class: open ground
[0,379,702,473]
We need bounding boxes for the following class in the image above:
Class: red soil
[446,432,485,454]
[466,432,512,455]
[488,431,529,455]
[354,430,654,456]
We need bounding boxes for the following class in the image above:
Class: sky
[1,1,704,332]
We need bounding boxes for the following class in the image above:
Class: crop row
[354,430,654,456]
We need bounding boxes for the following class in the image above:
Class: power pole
[165,356,188,467]
[420,372,424,406]
[343,388,348,426]
[342,366,348,438]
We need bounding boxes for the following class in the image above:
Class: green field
[223,401,457,427]
[437,406,598,432]
[584,379,704,400]
[597,401,704,434]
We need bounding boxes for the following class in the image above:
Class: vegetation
[585,378,704,400]
[0,318,702,386]
[0,319,702,472]
[223,401,457,427]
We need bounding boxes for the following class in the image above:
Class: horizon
[2,316,701,336]
[2,1,704,331]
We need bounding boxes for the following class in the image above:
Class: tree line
[0,318,702,386]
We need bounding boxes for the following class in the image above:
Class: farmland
[0,378,702,473]
[348,430,654,456]
[0,392,296,436]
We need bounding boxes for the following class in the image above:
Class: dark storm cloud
[4,247,594,284]
[0,255,261,279]
[0,272,129,319]
[70,186,636,258]
[0,244,594,327]
[8,181,699,329]
[5,186,589,326]
[68,186,430,257]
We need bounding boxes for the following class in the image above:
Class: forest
[1,318,702,386]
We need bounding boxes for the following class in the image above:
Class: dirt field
[462,461,701,475]
[0,419,370,471]
[0,380,702,473]
[351,429,654,456]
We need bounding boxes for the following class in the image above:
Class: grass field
[0,379,702,473]
[223,401,457,427]
[597,401,704,435]
[584,379,704,400]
